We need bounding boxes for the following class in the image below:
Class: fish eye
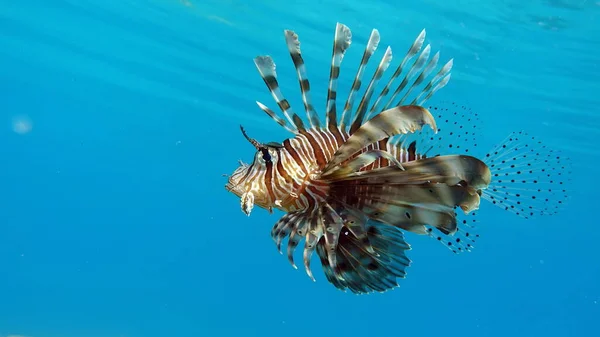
[260,147,272,163]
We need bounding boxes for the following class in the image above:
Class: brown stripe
[275,148,301,192]
[300,79,310,92]
[263,75,278,89]
[275,148,292,184]
[305,192,316,210]
[239,157,258,184]
[331,66,340,79]
[408,141,417,161]
[292,115,306,131]
[327,106,337,129]
[283,139,309,175]
[306,184,328,200]
[280,99,291,111]
[300,130,327,168]
[290,53,303,67]
[310,179,329,188]
[378,138,389,167]
[316,130,336,161]
[328,123,345,147]
[327,89,337,100]
[265,160,275,203]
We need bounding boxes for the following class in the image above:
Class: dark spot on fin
[482,131,571,219]
[392,101,480,159]
[427,211,480,254]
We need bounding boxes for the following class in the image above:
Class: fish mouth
[224,180,244,198]
[224,163,250,198]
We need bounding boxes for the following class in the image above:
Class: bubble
[12,115,32,134]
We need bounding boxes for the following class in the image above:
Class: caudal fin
[481,131,571,219]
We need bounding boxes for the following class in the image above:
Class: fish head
[224,126,284,216]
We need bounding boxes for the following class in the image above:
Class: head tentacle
[240,125,262,149]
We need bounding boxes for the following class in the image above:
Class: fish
[224,22,570,294]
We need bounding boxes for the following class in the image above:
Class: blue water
[1,0,598,336]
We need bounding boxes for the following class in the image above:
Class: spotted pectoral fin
[400,155,491,189]
[330,182,481,235]
[324,105,437,173]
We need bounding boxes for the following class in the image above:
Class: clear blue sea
[1,0,598,336]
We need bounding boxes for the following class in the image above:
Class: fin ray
[254,56,306,132]
[325,23,352,128]
[340,29,381,130]
[322,149,405,179]
[370,29,427,115]
[348,46,394,134]
[255,101,297,134]
[323,105,437,173]
[481,131,571,219]
[317,221,411,294]
[284,29,321,129]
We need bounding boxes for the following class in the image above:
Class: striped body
[226,127,424,214]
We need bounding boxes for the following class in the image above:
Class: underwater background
[1,0,598,336]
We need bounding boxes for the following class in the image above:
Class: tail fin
[481,131,571,219]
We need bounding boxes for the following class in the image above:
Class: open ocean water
[1,0,599,336]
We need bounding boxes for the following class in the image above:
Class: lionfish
[224,23,569,294]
